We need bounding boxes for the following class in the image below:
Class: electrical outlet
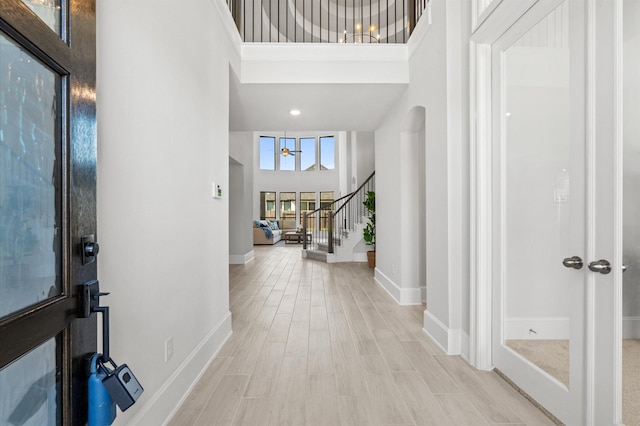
[165,337,174,362]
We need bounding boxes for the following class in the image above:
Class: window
[320,136,335,170]
[280,192,296,220]
[320,191,334,230]
[300,137,316,171]
[299,192,316,229]
[260,191,276,220]
[259,134,335,171]
[279,137,296,171]
[259,136,276,170]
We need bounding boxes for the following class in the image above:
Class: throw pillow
[270,221,279,230]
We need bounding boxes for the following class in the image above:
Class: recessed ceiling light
[290,109,301,116]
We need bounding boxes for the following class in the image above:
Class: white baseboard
[127,311,233,426]
[422,327,448,354]
[624,316,640,339]
[229,250,254,265]
[374,268,422,305]
[460,330,470,362]
[423,309,464,355]
[352,252,367,262]
[447,327,462,354]
[504,317,569,340]
[422,312,469,357]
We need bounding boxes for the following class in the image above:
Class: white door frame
[469,0,624,424]
[469,0,540,372]
[589,1,623,423]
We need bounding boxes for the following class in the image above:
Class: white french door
[474,0,623,424]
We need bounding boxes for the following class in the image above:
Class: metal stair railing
[302,171,375,254]
[329,171,375,253]
[302,192,352,252]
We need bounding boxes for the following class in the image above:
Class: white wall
[339,131,349,197]
[413,0,456,345]
[459,0,472,347]
[96,0,238,423]
[400,108,427,302]
[375,0,471,354]
[375,101,403,287]
[229,132,255,264]
[355,131,376,187]
[240,43,409,84]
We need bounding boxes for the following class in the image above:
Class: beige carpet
[506,339,640,425]
[624,339,640,425]
[506,340,570,387]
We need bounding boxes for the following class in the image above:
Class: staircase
[302,172,375,263]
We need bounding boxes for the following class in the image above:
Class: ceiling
[229,73,407,132]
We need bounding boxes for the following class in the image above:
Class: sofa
[253,219,298,245]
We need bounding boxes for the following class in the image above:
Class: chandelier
[340,25,381,43]
[339,0,381,44]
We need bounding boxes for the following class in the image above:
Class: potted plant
[363,191,376,268]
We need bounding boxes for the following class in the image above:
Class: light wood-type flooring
[170,244,555,425]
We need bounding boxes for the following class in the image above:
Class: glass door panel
[0,335,61,425]
[0,31,62,318]
[502,1,575,388]
[491,1,587,423]
[19,0,62,35]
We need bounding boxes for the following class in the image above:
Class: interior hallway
[169,244,555,425]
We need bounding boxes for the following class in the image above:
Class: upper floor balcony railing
[226,0,429,43]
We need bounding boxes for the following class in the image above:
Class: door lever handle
[588,259,611,274]
[562,256,583,269]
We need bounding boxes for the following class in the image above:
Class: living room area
[229,130,375,265]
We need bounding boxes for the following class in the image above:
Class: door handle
[562,256,583,269]
[588,259,611,274]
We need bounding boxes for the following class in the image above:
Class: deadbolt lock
[82,234,100,265]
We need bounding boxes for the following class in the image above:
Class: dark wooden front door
[0,0,97,424]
